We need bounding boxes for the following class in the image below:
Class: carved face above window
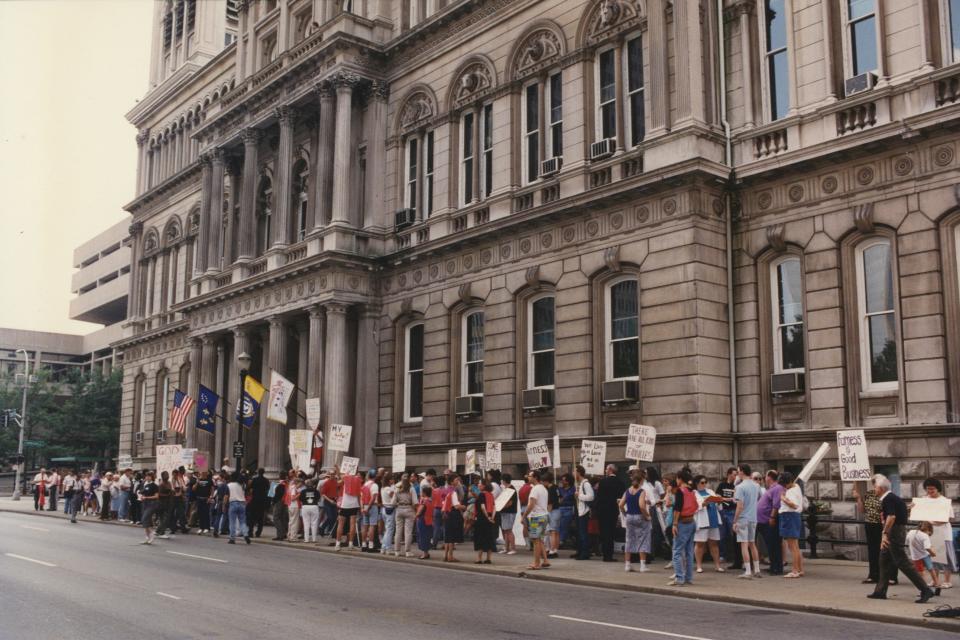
[515,29,563,79]
[399,92,434,129]
[586,0,643,46]
[452,62,494,108]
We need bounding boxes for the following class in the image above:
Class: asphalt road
[0,511,954,640]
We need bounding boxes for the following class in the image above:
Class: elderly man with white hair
[866,474,939,604]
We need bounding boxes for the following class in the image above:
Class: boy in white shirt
[906,521,941,588]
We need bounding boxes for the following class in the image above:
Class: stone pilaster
[297,322,309,429]
[354,306,379,468]
[330,73,359,226]
[196,153,213,273]
[207,148,226,272]
[198,335,217,456]
[647,0,669,134]
[127,222,143,321]
[307,306,326,421]
[313,82,336,231]
[366,81,389,229]
[261,316,288,474]
[272,106,297,248]
[238,129,261,261]
[185,337,201,448]
[323,302,351,466]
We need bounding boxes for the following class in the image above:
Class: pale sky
[0,0,154,334]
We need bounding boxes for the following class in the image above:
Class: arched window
[855,239,898,391]
[528,295,556,389]
[770,256,805,373]
[462,311,485,396]
[256,176,273,256]
[292,160,309,241]
[404,322,425,422]
[606,278,639,381]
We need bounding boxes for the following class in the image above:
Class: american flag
[169,389,195,434]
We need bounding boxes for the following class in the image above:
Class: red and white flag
[169,389,195,434]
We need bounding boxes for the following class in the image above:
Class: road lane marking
[165,550,228,564]
[157,592,181,600]
[5,553,57,568]
[20,525,49,532]
[549,615,714,640]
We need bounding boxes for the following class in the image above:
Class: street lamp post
[12,349,29,500]
[235,352,252,473]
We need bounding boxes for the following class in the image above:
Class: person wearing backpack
[667,469,699,586]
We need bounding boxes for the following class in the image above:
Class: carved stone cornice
[724,0,755,22]
[315,79,336,100]
[330,70,363,91]
[136,129,150,146]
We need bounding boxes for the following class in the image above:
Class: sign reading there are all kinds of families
[625,424,657,462]
[485,441,502,471]
[392,443,407,471]
[836,429,871,481]
[525,439,551,470]
[328,424,353,452]
[580,440,607,476]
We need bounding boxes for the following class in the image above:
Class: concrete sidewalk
[3,496,958,632]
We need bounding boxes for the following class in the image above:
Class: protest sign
[156,444,182,477]
[836,429,871,481]
[465,450,476,475]
[266,370,296,423]
[194,451,209,472]
[340,456,359,476]
[305,398,321,428]
[448,449,458,471]
[525,439,551,470]
[392,443,407,471]
[625,424,657,462]
[909,497,953,523]
[485,441,502,471]
[288,430,313,473]
[552,435,560,469]
[495,487,517,512]
[328,423,352,452]
[117,455,133,469]
[180,448,197,468]
[798,442,830,483]
[477,454,486,471]
[580,440,606,476]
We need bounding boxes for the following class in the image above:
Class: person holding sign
[573,465,594,561]
[921,478,957,589]
[521,470,551,570]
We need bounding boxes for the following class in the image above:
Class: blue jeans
[431,507,444,547]
[320,501,338,536]
[417,518,433,553]
[672,519,697,583]
[382,509,396,551]
[118,491,131,520]
[577,513,591,559]
[558,506,574,544]
[719,508,735,561]
[228,501,248,540]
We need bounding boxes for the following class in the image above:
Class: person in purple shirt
[756,470,784,576]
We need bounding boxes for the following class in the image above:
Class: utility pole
[12,349,29,500]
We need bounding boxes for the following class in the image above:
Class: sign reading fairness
[328,424,353,452]
[525,439,551,470]
[625,424,657,462]
[836,429,871,481]
[580,440,606,476]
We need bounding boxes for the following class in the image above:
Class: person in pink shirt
[336,468,362,551]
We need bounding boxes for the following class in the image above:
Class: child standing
[907,522,941,588]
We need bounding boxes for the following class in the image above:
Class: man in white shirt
[46,469,61,511]
[117,469,134,522]
[99,473,114,520]
[32,468,48,511]
[62,471,77,519]
[573,465,594,560]
[522,470,551,570]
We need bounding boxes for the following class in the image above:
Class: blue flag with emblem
[239,376,266,429]
[196,384,219,434]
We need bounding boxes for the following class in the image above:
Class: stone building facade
[118,0,959,520]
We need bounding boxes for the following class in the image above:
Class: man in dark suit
[595,464,626,562]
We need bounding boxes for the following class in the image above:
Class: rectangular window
[463,312,484,395]
[406,137,418,211]
[405,323,424,421]
[857,240,898,389]
[482,104,493,198]
[848,0,877,76]
[765,0,789,120]
[461,112,474,205]
[160,375,170,431]
[524,83,540,183]
[424,131,434,216]
[771,258,805,372]
[608,279,639,380]
[598,48,617,140]
[529,296,556,388]
[950,0,960,62]
[626,36,645,146]
[548,72,563,159]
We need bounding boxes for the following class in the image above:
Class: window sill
[858,389,898,399]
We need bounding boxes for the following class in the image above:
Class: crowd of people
[29,461,957,603]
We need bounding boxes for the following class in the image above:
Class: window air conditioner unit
[540,157,563,177]
[395,208,416,231]
[601,379,639,405]
[155,430,167,443]
[522,388,555,411]
[844,72,876,97]
[590,138,616,161]
[455,395,483,418]
[771,372,805,395]
[135,432,144,444]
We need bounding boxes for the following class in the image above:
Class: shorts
[361,505,380,526]
[778,511,802,539]
[527,515,548,540]
[339,507,359,519]
[547,509,562,533]
[914,557,934,573]
[736,521,757,543]
[694,527,721,543]
[500,512,516,531]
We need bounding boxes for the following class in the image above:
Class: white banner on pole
[392,443,407,471]
[465,450,476,475]
[797,442,831,484]
[579,440,606,476]
[525,439,551,470]
[305,398,321,428]
[836,429,871,481]
[266,370,296,423]
[156,444,183,477]
[448,448,458,471]
[328,424,353,452]
[485,441,502,471]
[625,424,657,462]
[340,456,359,476]
[552,435,560,469]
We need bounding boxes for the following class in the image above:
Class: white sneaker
[405,552,413,558]
[334,543,341,551]
[158,534,170,540]
[506,550,517,555]
[666,578,683,586]
[625,563,633,572]
[393,551,400,557]
[752,571,763,579]
[664,562,673,570]
[498,549,507,554]
[737,572,752,579]
[696,567,703,573]
[639,564,649,573]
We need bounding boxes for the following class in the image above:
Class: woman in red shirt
[473,479,497,564]
[442,475,466,562]
[416,486,434,559]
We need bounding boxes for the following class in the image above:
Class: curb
[4,507,957,632]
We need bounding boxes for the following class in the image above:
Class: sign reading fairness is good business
[340,456,359,476]
[328,424,353,452]
[156,444,183,477]
[525,439,551,470]
[485,441,502,470]
[625,424,657,462]
[392,443,407,471]
[836,429,872,481]
[580,440,606,476]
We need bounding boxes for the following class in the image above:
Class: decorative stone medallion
[821,175,838,194]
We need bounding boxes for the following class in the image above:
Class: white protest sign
[798,442,831,484]
[117,455,133,469]
[477,454,486,471]
[288,429,312,472]
[552,435,560,469]
[305,398,321,428]
[266,370,296,424]
[328,423,353,452]
[448,449,458,471]
[340,456,359,476]
[465,450,476,475]
[494,487,517,512]
[625,424,657,462]
[485,441,502,471]
[525,439,551,470]
[156,444,183,477]
[392,443,407,471]
[579,439,607,476]
[836,429,871,481]
[180,448,197,468]
[909,497,953,523]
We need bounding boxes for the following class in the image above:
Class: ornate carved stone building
[119,0,960,508]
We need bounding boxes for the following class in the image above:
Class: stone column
[330,73,359,225]
[297,323,309,429]
[738,4,755,127]
[196,153,212,273]
[313,82,336,231]
[136,130,149,194]
[820,0,837,101]
[366,81,389,229]
[238,129,261,261]
[223,160,238,265]
[170,0,180,68]
[323,302,351,466]
[307,305,326,424]
[127,222,143,320]
[648,0,669,134]
[198,335,217,456]
[236,1,247,81]
[185,338,201,448]
[354,306,379,468]
[272,106,297,249]
[673,0,705,123]
[260,316,288,474]
[207,148,226,273]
